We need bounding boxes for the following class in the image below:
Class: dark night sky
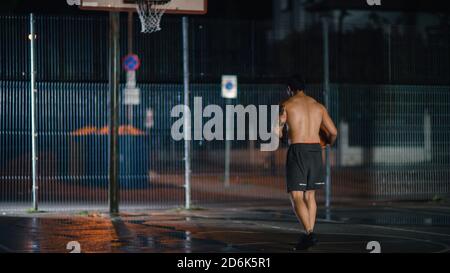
[1,0,273,20]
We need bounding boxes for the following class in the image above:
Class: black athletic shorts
[286,143,325,192]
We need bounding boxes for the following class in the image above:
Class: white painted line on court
[320,232,450,253]
[196,219,450,253]
[255,209,450,239]
[195,230,259,235]
[234,242,273,246]
[306,216,450,239]
[252,221,450,253]
[0,243,14,253]
[190,209,450,239]
[356,223,450,238]
[383,206,450,217]
[158,208,450,252]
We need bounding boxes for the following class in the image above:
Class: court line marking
[0,243,14,253]
[252,222,450,253]
[225,212,450,253]
[356,223,450,238]
[321,233,450,253]
[186,220,450,253]
[195,230,259,235]
[258,208,450,239]
[166,210,450,240]
[233,242,274,246]
[382,206,450,217]
[188,210,450,240]
[316,215,450,238]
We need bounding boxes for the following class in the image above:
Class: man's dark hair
[287,75,306,92]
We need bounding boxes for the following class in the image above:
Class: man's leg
[289,191,311,232]
[304,190,317,232]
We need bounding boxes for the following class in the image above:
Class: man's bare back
[279,92,337,145]
[279,76,338,250]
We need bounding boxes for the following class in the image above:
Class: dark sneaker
[293,233,310,251]
[307,232,319,246]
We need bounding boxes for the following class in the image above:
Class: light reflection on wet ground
[1,204,450,253]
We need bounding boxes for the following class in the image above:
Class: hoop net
[136,0,172,34]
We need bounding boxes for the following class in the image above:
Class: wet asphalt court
[0,203,450,253]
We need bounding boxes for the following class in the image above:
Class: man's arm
[276,103,287,139]
[321,105,338,146]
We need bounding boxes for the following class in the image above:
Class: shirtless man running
[278,75,338,250]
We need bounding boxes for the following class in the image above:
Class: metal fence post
[224,98,231,188]
[109,12,120,214]
[386,24,392,84]
[127,12,134,126]
[322,17,332,212]
[30,13,38,211]
[182,16,191,210]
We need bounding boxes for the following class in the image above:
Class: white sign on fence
[123,87,140,105]
[123,71,140,105]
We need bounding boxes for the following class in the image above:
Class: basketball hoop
[136,0,172,33]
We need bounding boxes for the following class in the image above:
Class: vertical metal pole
[127,12,133,53]
[127,12,133,126]
[224,98,231,188]
[30,13,38,211]
[386,24,392,84]
[250,20,255,78]
[182,17,191,209]
[322,17,332,211]
[109,12,120,214]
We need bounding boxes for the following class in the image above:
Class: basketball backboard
[80,0,207,14]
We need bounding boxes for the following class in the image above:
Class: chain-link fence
[0,14,449,211]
